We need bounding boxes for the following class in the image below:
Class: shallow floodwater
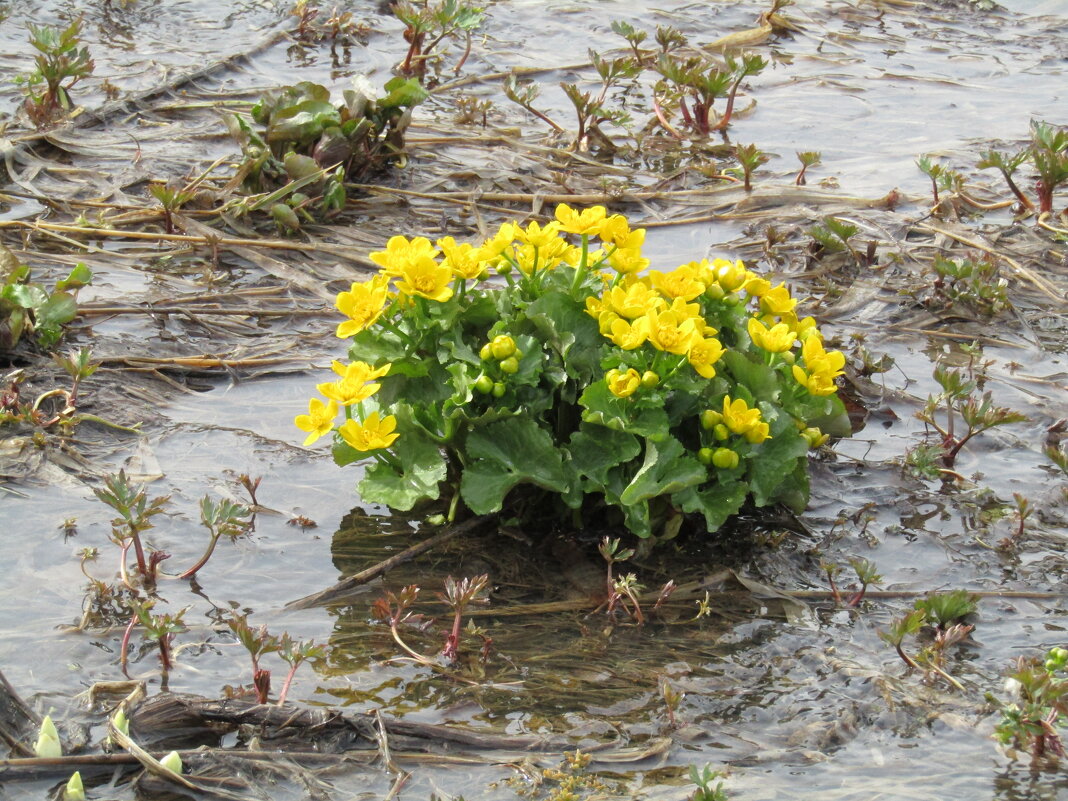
[1,1,1067,800]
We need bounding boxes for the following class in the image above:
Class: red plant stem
[129,527,148,580]
[826,573,841,604]
[158,636,173,672]
[525,103,565,134]
[652,94,683,140]
[253,669,271,704]
[1037,183,1054,215]
[453,31,473,75]
[442,609,463,661]
[796,166,808,186]
[119,614,137,678]
[895,643,919,671]
[711,74,747,133]
[177,532,221,580]
[276,663,300,706]
[1000,170,1034,210]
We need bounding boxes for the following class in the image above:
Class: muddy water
[2,1,1068,800]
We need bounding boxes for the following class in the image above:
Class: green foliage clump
[17,18,94,128]
[297,204,850,540]
[225,77,427,226]
[0,245,92,351]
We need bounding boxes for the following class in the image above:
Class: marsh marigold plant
[296,204,850,538]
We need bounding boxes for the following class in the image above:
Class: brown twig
[286,516,492,610]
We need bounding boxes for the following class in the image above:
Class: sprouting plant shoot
[993,648,1068,762]
[228,613,280,703]
[846,557,882,607]
[122,599,187,675]
[916,363,1028,471]
[438,574,489,662]
[18,18,95,127]
[795,151,821,186]
[277,633,326,706]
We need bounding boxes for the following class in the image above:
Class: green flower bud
[35,715,61,759]
[271,203,301,231]
[713,423,730,442]
[495,261,513,275]
[700,410,722,430]
[490,335,517,360]
[492,381,506,398]
[705,283,725,300]
[499,356,520,374]
[160,750,183,775]
[473,374,493,394]
[479,343,493,360]
[640,370,660,389]
[712,448,739,469]
[64,771,85,801]
[698,447,715,465]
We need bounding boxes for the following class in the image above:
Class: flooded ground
[1,0,1067,799]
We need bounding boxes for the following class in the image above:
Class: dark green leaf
[357,431,446,511]
[675,480,748,533]
[579,380,671,441]
[567,425,641,486]
[267,101,341,145]
[459,417,571,513]
[379,77,429,110]
[620,436,705,505]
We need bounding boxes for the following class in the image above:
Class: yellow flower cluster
[792,336,846,396]
[586,259,752,384]
[721,395,771,444]
[294,359,398,450]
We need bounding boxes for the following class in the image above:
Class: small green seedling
[689,764,729,801]
[795,151,821,186]
[18,18,94,127]
[994,648,1068,761]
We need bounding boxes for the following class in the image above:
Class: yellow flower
[605,279,664,319]
[665,297,709,332]
[687,337,725,379]
[608,316,651,350]
[744,421,771,444]
[339,411,399,452]
[742,272,771,298]
[721,395,764,436]
[598,214,631,244]
[713,258,747,292]
[792,336,846,396]
[606,367,641,398]
[554,203,607,236]
[475,222,520,262]
[650,265,706,301]
[515,220,562,248]
[336,274,390,338]
[318,360,390,405]
[780,313,819,341]
[760,283,797,316]
[295,397,339,446]
[394,255,454,302]
[747,318,797,353]
[369,235,438,275]
[608,245,650,275]
[645,306,702,354]
[437,236,485,281]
